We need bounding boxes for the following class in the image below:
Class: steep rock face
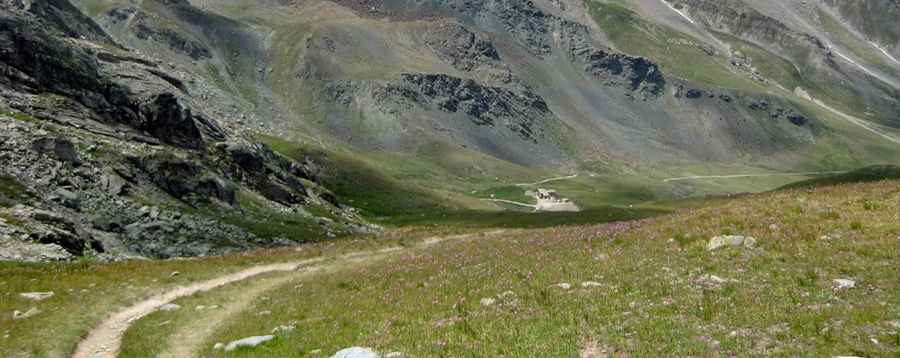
[323,71,568,166]
[422,21,520,86]
[24,0,116,44]
[0,13,221,149]
[427,0,555,57]
[424,22,500,72]
[130,153,237,205]
[558,19,665,98]
[447,0,666,97]
[581,49,664,98]
[0,1,374,261]
[136,93,218,149]
[325,73,555,142]
[383,73,551,141]
[0,15,111,106]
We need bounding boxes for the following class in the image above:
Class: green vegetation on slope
[259,135,668,229]
[258,135,452,218]
[780,165,900,189]
[384,207,665,229]
[0,228,473,357]
[167,179,899,357]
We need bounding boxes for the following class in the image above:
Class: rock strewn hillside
[0,1,376,261]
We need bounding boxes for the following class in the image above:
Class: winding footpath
[663,171,848,183]
[514,174,578,187]
[480,198,537,209]
[72,231,508,358]
[72,260,323,358]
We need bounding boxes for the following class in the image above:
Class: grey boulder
[332,347,379,358]
[707,235,757,251]
[224,335,276,351]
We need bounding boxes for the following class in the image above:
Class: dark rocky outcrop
[0,12,222,149]
[136,93,208,149]
[378,73,553,141]
[558,15,665,98]
[30,137,81,166]
[0,1,376,261]
[25,0,117,45]
[581,49,665,98]
[130,153,236,205]
[424,21,500,72]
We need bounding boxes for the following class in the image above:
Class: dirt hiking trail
[73,230,508,358]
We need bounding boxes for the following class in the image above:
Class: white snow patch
[660,0,695,25]
[831,49,881,79]
[870,42,900,65]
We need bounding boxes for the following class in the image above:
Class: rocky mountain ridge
[0,1,377,261]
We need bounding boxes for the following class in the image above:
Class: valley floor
[2,180,899,357]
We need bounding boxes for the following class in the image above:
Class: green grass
[182,179,900,357]
[0,108,39,124]
[712,31,806,90]
[118,273,282,358]
[209,189,328,243]
[381,206,666,229]
[779,165,900,189]
[5,179,898,357]
[260,135,672,229]
[258,135,454,218]
[473,185,535,204]
[0,230,458,358]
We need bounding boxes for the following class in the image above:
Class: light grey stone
[224,335,275,351]
[332,347,379,358]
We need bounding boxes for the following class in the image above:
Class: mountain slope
[1,0,899,260]
[0,1,379,260]
[83,0,900,167]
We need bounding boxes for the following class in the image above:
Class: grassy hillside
[117,179,899,357]
[260,134,666,229]
[2,170,898,357]
[780,165,900,189]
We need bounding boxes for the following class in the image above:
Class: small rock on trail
[224,335,275,351]
[332,346,379,358]
[158,303,181,311]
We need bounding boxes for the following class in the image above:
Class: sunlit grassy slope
[3,170,898,357]
[781,165,900,189]
[130,179,899,357]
